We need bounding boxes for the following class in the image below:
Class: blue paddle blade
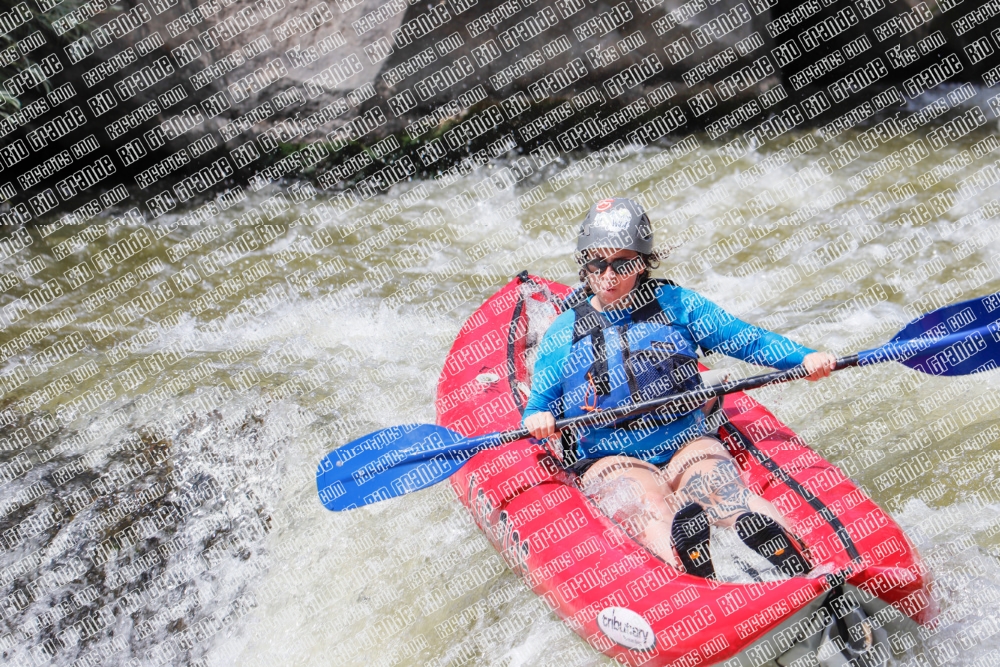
[316,424,471,511]
[858,292,1000,376]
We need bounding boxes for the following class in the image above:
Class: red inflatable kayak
[436,273,934,666]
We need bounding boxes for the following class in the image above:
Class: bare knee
[580,456,655,487]
[667,441,754,520]
[667,437,732,470]
[580,461,671,535]
[664,439,737,490]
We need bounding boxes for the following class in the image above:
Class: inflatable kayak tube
[436,274,933,667]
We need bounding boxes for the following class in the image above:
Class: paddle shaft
[472,354,862,448]
[321,287,1000,510]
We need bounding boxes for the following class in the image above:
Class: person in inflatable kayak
[522,197,837,580]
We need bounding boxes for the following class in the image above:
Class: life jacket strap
[572,299,611,395]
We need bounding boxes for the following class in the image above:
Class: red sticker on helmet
[596,199,614,211]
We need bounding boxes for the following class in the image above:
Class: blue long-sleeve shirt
[523,282,816,463]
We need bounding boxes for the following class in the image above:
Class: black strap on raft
[722,417,862,563]
[511,271,564,413]
[509,274,529,412]
[511,271,569,414]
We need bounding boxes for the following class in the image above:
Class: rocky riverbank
[0,0,998,219]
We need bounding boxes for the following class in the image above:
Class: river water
[2,116,1000,667]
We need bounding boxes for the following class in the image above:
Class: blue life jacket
[560,279,708,463]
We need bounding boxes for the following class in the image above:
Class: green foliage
[0,0,103,118]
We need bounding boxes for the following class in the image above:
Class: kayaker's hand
[524,412,558,439]
[525,412,563,461]
[802,352,837,381]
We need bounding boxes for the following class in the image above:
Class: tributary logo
[597,607,656,652]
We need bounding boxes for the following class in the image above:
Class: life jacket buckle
[581,372,602,412]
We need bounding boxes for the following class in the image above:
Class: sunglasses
[582,256,644,276]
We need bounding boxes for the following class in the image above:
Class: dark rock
[2,0,998,218]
